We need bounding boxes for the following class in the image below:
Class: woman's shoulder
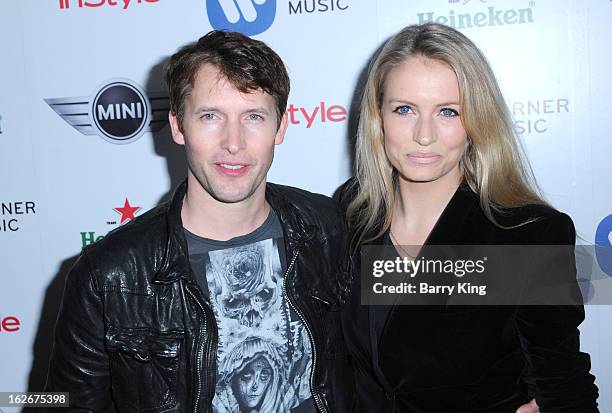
[495,202,571,225]
[492,203,575,245]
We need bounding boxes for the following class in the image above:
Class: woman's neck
[391,170,462,245]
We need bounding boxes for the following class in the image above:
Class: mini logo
[595,214,612,277]
[46,78,168,145]
[206,0,276,35]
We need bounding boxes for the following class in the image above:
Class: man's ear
[169,112,185,145]
[275,112,288,145]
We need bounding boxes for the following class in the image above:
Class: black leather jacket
[46,181,351,412]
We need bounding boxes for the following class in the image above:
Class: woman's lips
[406,153,441,165]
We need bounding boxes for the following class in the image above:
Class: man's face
[170,64,287,204]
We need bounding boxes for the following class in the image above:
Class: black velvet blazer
[338,180,599,413]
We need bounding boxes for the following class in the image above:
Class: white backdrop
[0,0,610,411]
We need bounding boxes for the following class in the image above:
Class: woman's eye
[260,369,271,381]
[239,373,253,381]
[440,108,459,117]
[393,105,412,115]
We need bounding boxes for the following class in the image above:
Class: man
[46,30,350,412]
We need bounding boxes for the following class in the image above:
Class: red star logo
[113,198,141,224]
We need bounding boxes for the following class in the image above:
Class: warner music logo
[418,4,535,29]
[511,98,570,135]
[46,78,168,145]
[207,0,276,36]
[59,0,160,10]
[595,214,612,277]
[1,201,37,233]
[288,0,349,15]
[81,198,141,247]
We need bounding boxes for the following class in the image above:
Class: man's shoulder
[81,202,170,275]
[267,181,331,201]
[267,182,343,241]
[267,182,336,215]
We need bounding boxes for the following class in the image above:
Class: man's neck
[181,178,270,241]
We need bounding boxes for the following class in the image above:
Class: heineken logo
[418,5,535,29]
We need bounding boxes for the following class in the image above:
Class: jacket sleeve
[516,213,599,412]
[44,252,113,412]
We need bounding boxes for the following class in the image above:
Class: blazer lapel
[423,181,479,247]
[372,183,481,387]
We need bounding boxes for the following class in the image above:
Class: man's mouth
[215,163,250,176]
[220,164,245,170]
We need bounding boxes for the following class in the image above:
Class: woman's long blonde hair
[348,23,546,246]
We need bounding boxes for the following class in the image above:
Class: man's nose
[221,119,246,154]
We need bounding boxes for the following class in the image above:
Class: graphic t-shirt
[185,209,316,413]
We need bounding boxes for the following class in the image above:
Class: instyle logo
[595,214,612,277]
[59,0,160,10]
[81,198,141,247]
[207,0,276,36]
[288,0,348,15]
[417,4,535,29]
[1,201,36,233]
[287,102,347,128]
[511,98,570,135]
[0,316,21,333]
[46,78,168,145]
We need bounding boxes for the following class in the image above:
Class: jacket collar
[265,183,320,248]
[154,180,321,283]
[423,180,480,246]
[154,181,191,284]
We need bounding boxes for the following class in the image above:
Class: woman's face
[381,56,467,186]
[233,357,272,409]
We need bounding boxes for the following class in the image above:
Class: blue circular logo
[206,0,276,36]
[595,214,612,277]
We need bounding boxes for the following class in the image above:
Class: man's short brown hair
[164,30,290,129]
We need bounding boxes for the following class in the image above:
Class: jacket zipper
[186,284,218,413]
[283,249,328,413]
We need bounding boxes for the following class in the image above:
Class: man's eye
[440,108,459,117]
[393,105,412,115]
[248,114,263,121]
[201,113,216,120]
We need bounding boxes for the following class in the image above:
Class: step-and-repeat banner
[1,0,610,410]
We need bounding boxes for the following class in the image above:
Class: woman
[338,23,599,412]
[214,336,298,413]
